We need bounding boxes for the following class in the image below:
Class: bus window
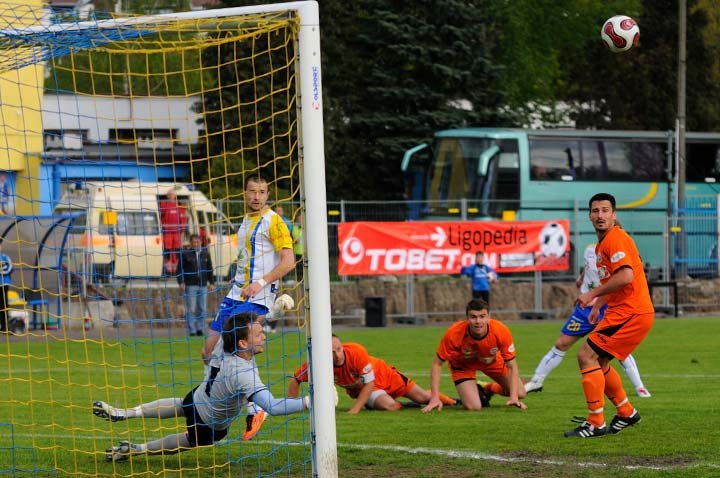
[430,138,493,201]
[529,139,580,180]
[530,138,665,181]
[686,142,720,182]
[584,140,664,181]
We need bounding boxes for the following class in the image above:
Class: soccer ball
[601,15,639,53]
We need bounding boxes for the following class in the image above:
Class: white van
[53,181,238,280]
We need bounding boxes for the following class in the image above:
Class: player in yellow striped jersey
[202,174,294,440]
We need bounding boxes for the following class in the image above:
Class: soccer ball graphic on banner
[601,15,640,53]
[539,222,567,258]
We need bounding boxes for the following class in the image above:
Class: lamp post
[675,0,687,278]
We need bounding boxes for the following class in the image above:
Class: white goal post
[2,1,337,476]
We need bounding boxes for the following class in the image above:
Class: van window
[116,211,160,235]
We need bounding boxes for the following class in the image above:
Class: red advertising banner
[338,220,570,275]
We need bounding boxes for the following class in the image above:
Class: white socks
[530,346,566,384]
[620,354,646,391]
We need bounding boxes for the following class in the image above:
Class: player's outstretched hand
[421,397,443,413]
[506,399,527,410]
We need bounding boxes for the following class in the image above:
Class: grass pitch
[1,316,718,477]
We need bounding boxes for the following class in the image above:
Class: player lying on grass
[423,299,527,413]
[94,312,322,462]
[288,334,457,413]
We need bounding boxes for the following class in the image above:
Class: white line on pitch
[7,432,717,472]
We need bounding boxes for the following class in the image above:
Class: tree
[201,0,508,201]
[320,0,509,200]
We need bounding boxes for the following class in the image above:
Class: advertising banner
[338,220,570,275]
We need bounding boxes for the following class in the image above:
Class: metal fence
[325,198,720,281]
[322,198,720,321]
[218,197,720,320]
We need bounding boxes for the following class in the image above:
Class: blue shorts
[209,297,269,332]
[560,304,608,336]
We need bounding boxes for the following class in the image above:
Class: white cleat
[93,401,126,422]
[636,386,652,398]
[524,381,544,393]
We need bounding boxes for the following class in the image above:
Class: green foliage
[320,0,510,199]
[490,0,642,109]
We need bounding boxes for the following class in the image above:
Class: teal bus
[401,128,720,276]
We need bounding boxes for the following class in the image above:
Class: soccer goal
[0,1,336,476]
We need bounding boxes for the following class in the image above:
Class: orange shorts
[374,366,415,398]
[449,361,507,384]
[587,311,654,361]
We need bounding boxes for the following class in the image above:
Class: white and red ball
[601,15,639,53]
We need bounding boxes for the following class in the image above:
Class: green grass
[1,317,719,477]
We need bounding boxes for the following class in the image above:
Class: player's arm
[503,358,527,410]
[287,377,301,398]
[202,332,221,365]
[575,267,585,288]
[250,388,307,414]
[242,248,295,298]
[288,362,310,398]
[588,295,607,324]
[421,356,445,413]
[577,265,633,307]
[347,380,374,414]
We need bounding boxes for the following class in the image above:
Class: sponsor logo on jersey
[611,251,626,263]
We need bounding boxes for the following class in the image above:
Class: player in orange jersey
[288,335,456,413]
[422,299,527,413]
[564,193,655,438]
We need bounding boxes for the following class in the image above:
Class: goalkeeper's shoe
[93,401,126,422]
[563,419,607,438]
[105,441,139,462]
[242,410,267,441]
[608,409,641,435]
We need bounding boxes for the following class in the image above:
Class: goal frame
[7,1,337,475]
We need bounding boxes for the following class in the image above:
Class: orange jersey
[436,319,516,374]
[293,343,415,399]
[595,226,654,316]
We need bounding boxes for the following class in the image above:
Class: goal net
[0,1,336,476]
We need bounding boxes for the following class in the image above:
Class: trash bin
[364,297,386,327]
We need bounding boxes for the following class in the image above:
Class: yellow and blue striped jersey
[227,208,292,309]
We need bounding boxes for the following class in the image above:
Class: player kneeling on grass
[94,312,319,463]
[288,334,457,413]
[423,299,527,413]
